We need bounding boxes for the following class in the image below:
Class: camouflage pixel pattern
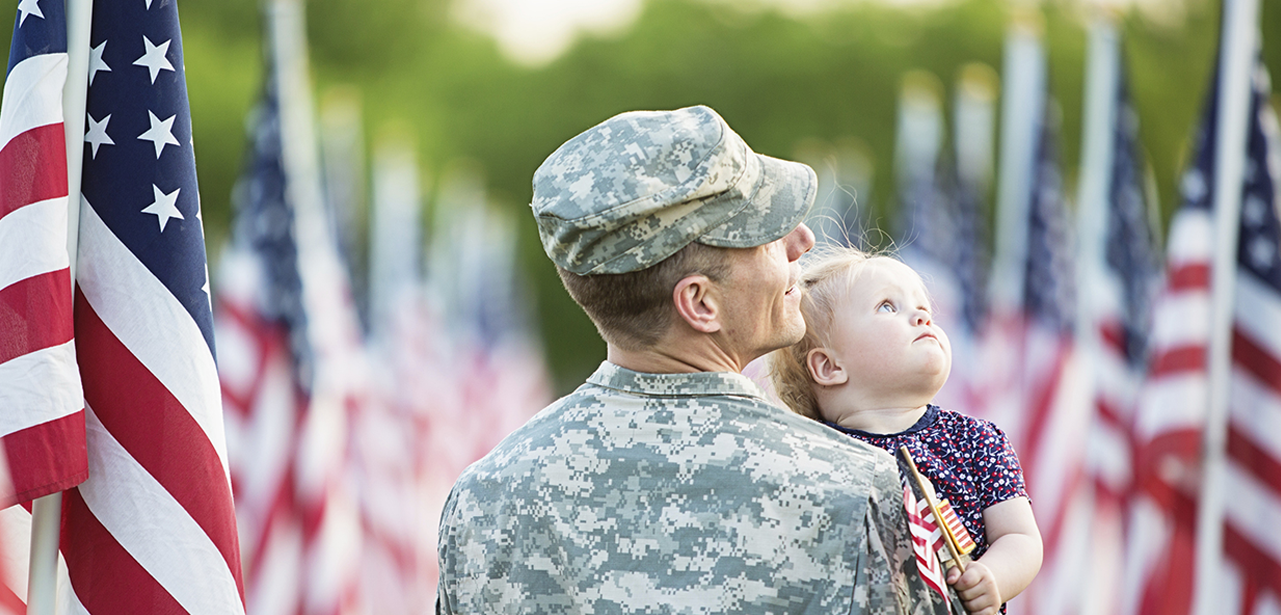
[437,362,960,614]
[531,106,817,275]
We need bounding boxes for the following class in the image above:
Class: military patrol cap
[531,105,818,275]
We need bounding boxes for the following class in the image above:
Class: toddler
[769,247,1042,615]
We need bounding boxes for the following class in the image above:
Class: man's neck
[607,341,749,374]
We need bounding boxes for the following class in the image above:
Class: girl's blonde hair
[768,245,902,421]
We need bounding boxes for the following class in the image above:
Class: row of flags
[0,1,1274,614]
[0,0,552,614]
[852,5,1281,615]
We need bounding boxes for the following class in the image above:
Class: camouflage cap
[531,105,818,275]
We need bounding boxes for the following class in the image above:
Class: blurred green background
[4,0,1278,395]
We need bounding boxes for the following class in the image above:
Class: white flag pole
[1192,0,1260,613]
[1072,15,1119,615]
[990,13,1045,314]
[28,0,93,613]
[1073,14,1118,429]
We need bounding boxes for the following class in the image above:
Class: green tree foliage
[1,0,1275,393]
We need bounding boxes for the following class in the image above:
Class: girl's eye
[877,302,895,314]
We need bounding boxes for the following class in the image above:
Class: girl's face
[822,259,951,407]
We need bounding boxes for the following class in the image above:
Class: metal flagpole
[1073,11,1119,452]
[991,12,1045,313]
[27,0,93,612]
[1192,0,1260,613]
[1072,15,1119,615]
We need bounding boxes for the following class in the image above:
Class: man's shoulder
[451,377,899,494]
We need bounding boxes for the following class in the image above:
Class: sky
[454,0,1179,67]
[453,0,952,66]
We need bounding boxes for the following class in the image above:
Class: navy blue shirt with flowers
[824,404,1028,560]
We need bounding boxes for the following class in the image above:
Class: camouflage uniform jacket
[436,362,957,614]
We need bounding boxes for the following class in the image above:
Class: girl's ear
[672,275,721,334]
[806,348,847,386]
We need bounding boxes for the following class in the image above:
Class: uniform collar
[587,361,769,400]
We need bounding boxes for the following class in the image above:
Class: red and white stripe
[216,246,305,615]
[0,27,86,507]
[61,202,244,614]
[904,486,948,600]
[1081,253,1157,615]
[1221,270,1281,614]
[938,499,976,554]
[1216,82,1281,615]
[976,307,1092,615]
[1121,205,1214,615]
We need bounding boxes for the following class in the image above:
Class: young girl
[769,246,1042,615]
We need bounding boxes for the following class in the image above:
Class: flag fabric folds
[1122,39,1281,615]
[1215,57,1281,615]
[215,64,314,615]
[217,3,367,613]
[982,98,1091,615]
[1078,49,1163,615]
[61,0,245,612]
[1123,59,1221,615]
[903,485,948,601]
[0,0,87,508]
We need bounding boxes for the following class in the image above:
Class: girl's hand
[946,560,1001,615]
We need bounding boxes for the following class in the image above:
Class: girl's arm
[945,496,1042,615]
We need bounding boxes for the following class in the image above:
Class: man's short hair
[557,241,732,350]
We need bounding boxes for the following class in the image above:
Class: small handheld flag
[899,446,976,573]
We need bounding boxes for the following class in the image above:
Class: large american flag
[0,0,87,508]
[1121,49,1281,615]
[59,0,245,613]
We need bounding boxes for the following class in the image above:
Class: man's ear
[672,275,721,334]
[806,348,847,386]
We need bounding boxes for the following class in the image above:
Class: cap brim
[696,153,817,249]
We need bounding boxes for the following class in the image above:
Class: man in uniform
[436,105,956,614]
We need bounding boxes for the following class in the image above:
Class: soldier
[435,105,958,614]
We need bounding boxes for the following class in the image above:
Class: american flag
[893,70,994,418]
[217,2,366,612]
[986,100,1092,615]
[1080,56,1163,615]
[0,0,87,508]
[1215,56,1281,615]
[60,0,245,612]
[1122,56,1221,615]
[354,141,432,615]
[903,485,948,601]
[215,59,312,615]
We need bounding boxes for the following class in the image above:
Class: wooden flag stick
[899,446,969,574]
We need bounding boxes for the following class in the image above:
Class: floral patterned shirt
[824,405,1028,560]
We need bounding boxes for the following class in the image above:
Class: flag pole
[27,0,93,613]
[1074,13,1117,381]
[1192,0,1260,613]
[1071,16,1119,614]
[990,11,1044,313]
